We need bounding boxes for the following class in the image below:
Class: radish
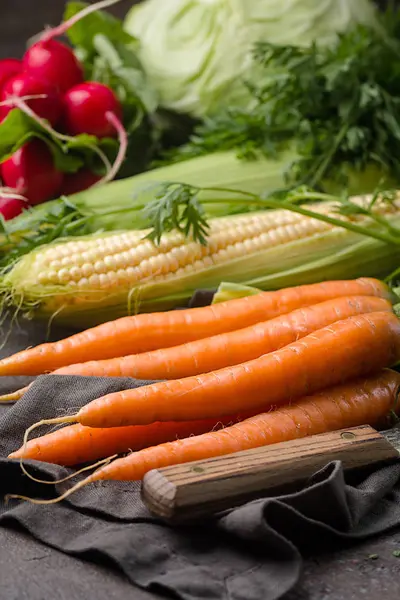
[61,168,102,196]
[1,140,63,206]
[22,1,123,94]
[62,82,127,183]
[10,95,123,189]
[23,40,83,94]
[0,73,62,126]
[63,82,123,138]
[15,0,127,187]
[0,59,22,92]
[0,196,26,220]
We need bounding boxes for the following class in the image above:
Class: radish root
[96,112,128,186]
[0,187,29,202]
[40,0,124,43]
[0,93,48,106]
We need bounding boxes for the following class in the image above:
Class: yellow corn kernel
[26,211,331,291]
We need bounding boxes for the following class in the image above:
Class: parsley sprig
[141,182,400,249]
[165,7,400,190]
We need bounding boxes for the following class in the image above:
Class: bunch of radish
[0,0,126,221]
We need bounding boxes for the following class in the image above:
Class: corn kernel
[81,263,94,277]
[57,268,71,283]
[77,277,90,288]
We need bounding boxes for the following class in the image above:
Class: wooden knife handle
[141,425,399,521]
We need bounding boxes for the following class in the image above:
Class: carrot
[9,413,255,466]
[13,369,400,503]
[3,294,391,403]
[0,278,391,376]
[50,295,393,380]
[30,310,400,431]
[86,369,400,482]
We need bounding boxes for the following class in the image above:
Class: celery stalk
[3,150,297,237]
[2,148,391,260]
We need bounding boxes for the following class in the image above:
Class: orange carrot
[2,294,391,404]
[16,370,400,500]
[32,310,400,431]
[9,414,253,466]
[87,369,400,482]
[0,278,391,376]
[49,295,392,380]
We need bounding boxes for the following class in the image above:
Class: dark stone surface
[1,1,400,598]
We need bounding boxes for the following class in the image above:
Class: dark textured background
[0,0,134,59]
[0,1,400,599]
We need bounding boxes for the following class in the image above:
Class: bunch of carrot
[3,277,400,503]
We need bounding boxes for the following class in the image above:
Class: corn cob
[2,200,400,328]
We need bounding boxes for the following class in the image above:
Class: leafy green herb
[64,0,134,58]
[166,7,400,190]
[142,183,210,245]
[136,180,400,276]
[0,198,91,268]
[66,2,158,114]
[393,550,400,558]
[91,34,158,117]
[43,137,85,174]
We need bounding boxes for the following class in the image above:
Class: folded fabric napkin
[0,374,400,600]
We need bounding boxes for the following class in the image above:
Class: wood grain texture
[142,425,400,521]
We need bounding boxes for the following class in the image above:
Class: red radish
[63,82,122,138]
[0,59,22,92]
[1,140,63,206]
[61,168,101,196]
[0,73,62,126]
[22,2,122,94]
[23,40,83,94]
[0,196,26,220]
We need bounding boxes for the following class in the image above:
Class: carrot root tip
[18,415,78,485]
[0,386,30,403]
[4,478,87,505]
[5,454,117,505]
[18,453,119,486]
